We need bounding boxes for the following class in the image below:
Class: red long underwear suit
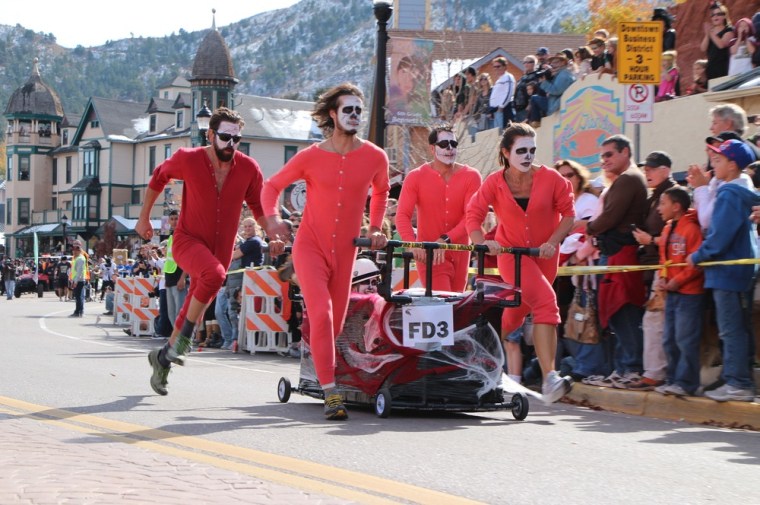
[466,166,574,334]
[148,148,264,328]
[261,143,389,386]
[396,163,482,292]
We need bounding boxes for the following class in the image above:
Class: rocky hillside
[0,0,589,121]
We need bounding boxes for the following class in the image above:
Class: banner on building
[387,38,434,126]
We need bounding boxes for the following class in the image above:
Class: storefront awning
[9,223,62,237]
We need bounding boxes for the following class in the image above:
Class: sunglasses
[214,131,242,143]
[435,140,458,149]
[559,171,576,178]
[341,106,362,115]
[710,12,725,17]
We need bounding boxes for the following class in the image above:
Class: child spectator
[655,50,679,102]
[686,60,709,95]
[688,140,760,402]
[729,17,755,76]
[653,187,705,397]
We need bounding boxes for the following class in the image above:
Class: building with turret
[3,13,317,259]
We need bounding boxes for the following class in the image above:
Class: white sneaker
[613,371,643,389]
[541,371,572,405]
[654,383,689,396]
[704,383,755,402]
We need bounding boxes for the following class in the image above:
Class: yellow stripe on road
[0,396,484,505]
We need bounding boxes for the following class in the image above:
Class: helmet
[352,258,380,284]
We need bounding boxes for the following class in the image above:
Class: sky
[0,0,301,48]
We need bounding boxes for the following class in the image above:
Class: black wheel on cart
[374,388,392,418]
[277,377,292,403]
[511,393,529,421]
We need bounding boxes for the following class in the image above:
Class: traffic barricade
[113,277,134,326]
[239,268,291,354]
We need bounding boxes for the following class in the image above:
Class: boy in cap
[688,140,760,402]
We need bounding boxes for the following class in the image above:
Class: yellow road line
[0,396,484,505]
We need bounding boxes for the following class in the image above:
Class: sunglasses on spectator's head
[341,106,362,115]
[214,131,242,143]
[435,140,458,149]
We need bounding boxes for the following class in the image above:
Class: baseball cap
[536,47,549,56]
[705,131,743,144]
[706,140,755,170]
[639,151,672,168]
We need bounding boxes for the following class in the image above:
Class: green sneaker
[148,349,170,396]
[324,393,348,420]
[166,335,192,366]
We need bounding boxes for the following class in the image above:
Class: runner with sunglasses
[136,107,275,396]
[261,83,389,420]
[395,125,482,292]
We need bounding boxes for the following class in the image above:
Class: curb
[566,384,760,431]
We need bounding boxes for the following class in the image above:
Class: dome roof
[191,12,237,83]
[4,58,64,118]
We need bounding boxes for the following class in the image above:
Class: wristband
[440,234,451,244]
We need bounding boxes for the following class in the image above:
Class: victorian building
[3,14,317,259]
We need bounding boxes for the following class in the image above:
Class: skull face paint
[213,121,242,162]
[509,136,536,173]
[335,95,362,135]
[433,131,458,165]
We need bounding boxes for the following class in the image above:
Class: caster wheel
[511,392,529,421]
[277,377,292,403]
[374,388,392,418]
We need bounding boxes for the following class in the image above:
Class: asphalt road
[1,294,758,504]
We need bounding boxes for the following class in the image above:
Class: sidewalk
[565,380,760,431]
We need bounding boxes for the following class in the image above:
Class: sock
[157,343,172,368]
[508,374,522,384]
[180,319,195,338]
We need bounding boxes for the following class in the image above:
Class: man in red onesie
[396,125,482,292]
[136,107,272,396]
[262,83,389,420]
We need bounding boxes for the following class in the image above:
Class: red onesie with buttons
[148,148,264,328]
[466,166,574,334]
[261,142,389,387]
[396,163,482,292]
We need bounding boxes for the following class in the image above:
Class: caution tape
[226,265,275,276]
[469,257,760,277]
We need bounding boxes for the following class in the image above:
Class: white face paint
[509,136,536,173]
[433,131,457,166]
[336,95,362,134]
[213,121,242,162]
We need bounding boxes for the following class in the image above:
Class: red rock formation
[671,0,760,88]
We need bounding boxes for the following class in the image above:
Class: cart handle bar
[354,238,540,257]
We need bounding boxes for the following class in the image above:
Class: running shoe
[148,349,170,396]
[541,371,573,405]
[654,383,688,397]
[704,384,755,402]
[166,334,192,366]
[324,393,348,420]
[626,377,664,391]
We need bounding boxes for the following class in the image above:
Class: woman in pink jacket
[262,84,389,420]
[466,123,575,404]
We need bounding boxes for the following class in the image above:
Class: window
[132,189,141,205]
[88,194,98,220]
[65,157,72,184]
[52,196,57,209]
[149,146,157,175]
[149,114,157,133]
[238,142,250,156]
[18,198,30,225]
[284,146,298,164]
[52,158,58,185]
[90,119,100,128]
[83,149,98,177]
[175,110,184,129]
[6,155,11,181]
[6,198,11,225]
[62,130,69,145]
[164,144,172,160]
[18,155,30,181]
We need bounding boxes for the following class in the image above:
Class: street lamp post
[371,0,393,149]
[196,100,212,147]
[61,214,68,255]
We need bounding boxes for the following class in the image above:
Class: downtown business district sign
[618,21,662,123]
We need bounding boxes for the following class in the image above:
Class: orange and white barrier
[131,306,160,336]
[239,268,291,354]
[391,265,423,291]
[114,277,134,325]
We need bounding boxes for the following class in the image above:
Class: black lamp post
[196,100,212,147]
[371,0,393,149]
[61,214,68,255]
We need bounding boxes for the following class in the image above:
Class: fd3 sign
[402,304,454,347]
